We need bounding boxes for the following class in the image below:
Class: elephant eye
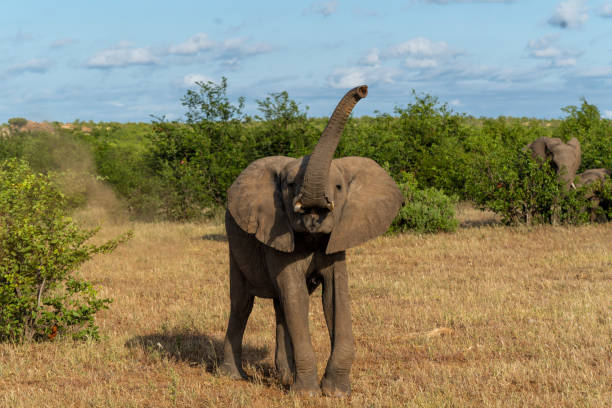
[336,184,342,191]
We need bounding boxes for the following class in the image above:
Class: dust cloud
[37,129,129,227]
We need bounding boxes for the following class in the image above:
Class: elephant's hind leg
[273,298,295,387]
[220,253,254,380]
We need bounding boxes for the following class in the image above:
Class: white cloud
[548,0,588,29]
[404,57,438,68]
[219,38,272,57]
[85,34,271,71]
[215,38,272,69]
[527,35,580,68]
[327,66,398,89]
[364,48,380,66]
[328,68,367,89]
[600,3,612,17]
[385,37,453,58]
[168,33,214,55]
[304,1,338,16]
[6,59,52,76]
[571,66,612,78]
[183,73,214,86]
[86,45,158,68]
[378,38,460,72]
[449,99,462,106]
[604,110,612,119]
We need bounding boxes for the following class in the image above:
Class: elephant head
[526,136,581,189]
[227,85,403,254]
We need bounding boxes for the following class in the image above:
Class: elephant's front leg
[274,266,319,395]
[273,298,294,387]
[320,252,354,397]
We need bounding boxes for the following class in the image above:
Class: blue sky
[1,0,611,123]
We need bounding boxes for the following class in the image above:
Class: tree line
[2,78,612,228]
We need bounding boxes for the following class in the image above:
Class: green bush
[390,172,459,234]
[8,117,27,128]
[555,99,612,172]
[468,150,590,225]
[0,159,131,342]
[145,78,317,220]
[579,178,612,222]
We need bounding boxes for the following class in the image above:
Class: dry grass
[1,207,611,407]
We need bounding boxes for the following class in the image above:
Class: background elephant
[575,168,611,188]
[525,136,581,189]
[220,86,403,396]
[575,168,611,222]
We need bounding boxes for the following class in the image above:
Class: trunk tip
[356,85,368,99]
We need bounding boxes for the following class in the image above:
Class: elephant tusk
[327,201,335,211]
[294,201,304,213]
[570,182,576,190]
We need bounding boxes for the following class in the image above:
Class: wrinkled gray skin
[219,86,403,396]
[525,137,581,189]
[575,168,611,188]
[576,168,611,221]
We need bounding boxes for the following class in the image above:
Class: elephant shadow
[125,330,274,383]
[201,234,228,242]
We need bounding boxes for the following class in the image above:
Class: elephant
[575,168,611,221]
[575,168,611,188]
[219,85,403,396]
[525,137,581,189]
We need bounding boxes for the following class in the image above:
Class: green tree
[8,117,28,128]
[253,91,318,157]
[468,150,589,225]
[146,78,250,219]
[0,159,131,342]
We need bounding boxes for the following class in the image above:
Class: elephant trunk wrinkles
[296,85,368,210]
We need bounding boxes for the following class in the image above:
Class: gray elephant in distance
[576,168,611,221]
[575,168,611,188]
[525,136,581,189]
[220,86,403,396]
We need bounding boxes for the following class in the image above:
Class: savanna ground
[0,202,611,407]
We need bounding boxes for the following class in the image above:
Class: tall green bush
[145,78,315,220]
[0,159,130,342]
[146,77,250,219]
[468,150,590,225]
[556,99,612,171]
[390,172,459,233]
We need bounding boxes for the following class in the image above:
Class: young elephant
[220,86,403,396]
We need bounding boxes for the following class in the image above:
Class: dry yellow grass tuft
[1,208,611,407]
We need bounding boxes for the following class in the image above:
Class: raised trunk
[295,85,368,210]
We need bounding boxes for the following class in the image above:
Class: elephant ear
[227,156,295,252]
[326,157,403,254]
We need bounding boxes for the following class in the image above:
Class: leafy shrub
[468,150,590,225]
[145,78,316,220]
[8,117,27,128]
[338,91,473,196]
[390,172,459,233]
[579,178,612,222]
[0,159,131,342]
[555,98,612,172]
